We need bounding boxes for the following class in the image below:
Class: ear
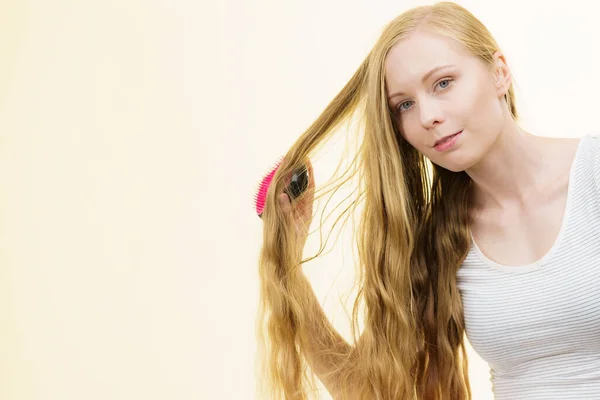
[492,51,511,98]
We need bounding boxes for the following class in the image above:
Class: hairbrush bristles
[254,156,284,218]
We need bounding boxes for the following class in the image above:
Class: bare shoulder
[545,136,581,156]
[531,137,583,207]
[544,136,581,174]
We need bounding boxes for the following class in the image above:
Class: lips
[434,131,462,147]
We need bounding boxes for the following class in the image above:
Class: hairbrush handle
[284,165,310,201]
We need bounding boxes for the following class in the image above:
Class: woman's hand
[278,160,315,244]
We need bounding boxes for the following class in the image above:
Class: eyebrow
[387,64,455,100]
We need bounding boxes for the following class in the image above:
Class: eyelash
[395,78,454,114]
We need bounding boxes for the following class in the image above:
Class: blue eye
[397,100,414,113]
[437,78,452,90]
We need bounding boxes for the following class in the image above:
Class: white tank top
[457,134,600,399]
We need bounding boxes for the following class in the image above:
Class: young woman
[256,2,600,399]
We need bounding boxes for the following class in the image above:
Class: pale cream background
[0,0,595,399]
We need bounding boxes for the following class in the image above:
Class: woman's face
[385,29,510,172]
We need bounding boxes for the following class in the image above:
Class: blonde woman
[256,2,600,399]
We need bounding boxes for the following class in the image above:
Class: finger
[279,192,292,213]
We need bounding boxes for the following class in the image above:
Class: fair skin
[385,29,581,266]
[268,27,584,399]
[271,27,583,398]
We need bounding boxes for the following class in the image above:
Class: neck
[466,121,558,213]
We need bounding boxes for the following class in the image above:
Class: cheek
[397,116,421,146]
[470,86,504,130]
[455,81,501,130]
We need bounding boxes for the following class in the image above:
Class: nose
[419,96,444,128]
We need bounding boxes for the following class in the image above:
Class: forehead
[385,30,477,89]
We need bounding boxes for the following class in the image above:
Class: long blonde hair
[256,2,518,399]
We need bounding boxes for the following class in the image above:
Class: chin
[428,156,474,173]
[445,165,469,173]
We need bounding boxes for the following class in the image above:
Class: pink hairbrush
[254,158,310,218]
